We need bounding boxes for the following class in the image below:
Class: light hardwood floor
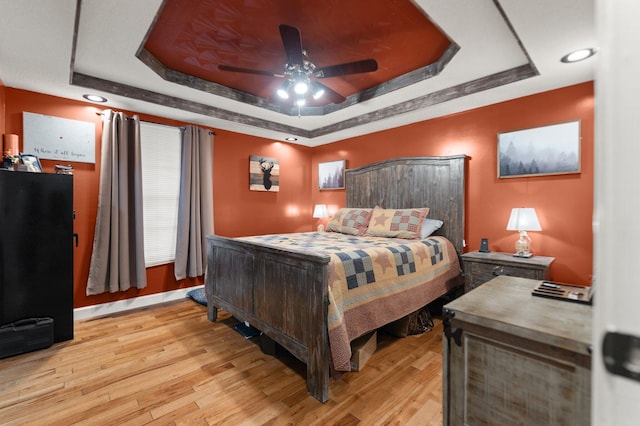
[0,299,444,425]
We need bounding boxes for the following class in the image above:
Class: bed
[205,155,467,402]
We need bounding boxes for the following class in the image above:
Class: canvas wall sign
[23,112,96,164]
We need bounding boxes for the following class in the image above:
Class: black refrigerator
[0,170,74,342]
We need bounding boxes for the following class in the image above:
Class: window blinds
[140,122,182,267]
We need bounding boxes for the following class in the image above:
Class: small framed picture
[20,154,43,172]
[249,155,280,192]
[318,159,346,190]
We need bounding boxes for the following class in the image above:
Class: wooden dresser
[442,276,591,425]
[461,251,554,293]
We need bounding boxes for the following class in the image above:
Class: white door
[593,0,640,424]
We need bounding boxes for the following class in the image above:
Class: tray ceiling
[141,0,452,114]
[0,0,596,146]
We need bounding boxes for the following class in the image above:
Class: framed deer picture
[249,155,280,192]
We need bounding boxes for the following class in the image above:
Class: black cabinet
[0,171,74,342]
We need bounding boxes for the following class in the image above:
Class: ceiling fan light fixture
[276,81,290,99]
[219,25,373,107]
[276,88,289,99]
[294,80,308,95]
[312,87,325,100]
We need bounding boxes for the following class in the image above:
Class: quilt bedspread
[239,232,461,371]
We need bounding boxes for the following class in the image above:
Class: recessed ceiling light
[561,48,596,63]
[83,94,108,103]
[284,137,298,142]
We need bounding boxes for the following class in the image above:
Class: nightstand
[461,251,554,293]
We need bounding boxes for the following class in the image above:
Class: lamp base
[513,252,534,258]
[513,231,533,258]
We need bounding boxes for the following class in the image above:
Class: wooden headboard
[345,155,467,255]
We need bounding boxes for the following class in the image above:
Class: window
[140,122,182,267]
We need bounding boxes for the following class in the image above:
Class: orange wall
[213,130,313,237]
[2,81,594,311]
[0,81,5,137]
[3,88,313,308]
[312,82,594,285]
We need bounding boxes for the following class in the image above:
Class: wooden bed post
[204,241,218,322]
[207,304,218,322]
[305,262,330,402]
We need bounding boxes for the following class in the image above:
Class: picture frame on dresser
[19,154,43,172]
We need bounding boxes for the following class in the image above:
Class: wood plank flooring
[0,300,445,425]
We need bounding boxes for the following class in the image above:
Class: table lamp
[506,207,542,258]
[313,204,329,232]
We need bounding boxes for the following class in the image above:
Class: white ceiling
[0,0,596,147]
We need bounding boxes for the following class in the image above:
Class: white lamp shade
[312,204,329,218]
[506,208,542,231]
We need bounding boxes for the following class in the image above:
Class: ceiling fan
[218,24,378,106]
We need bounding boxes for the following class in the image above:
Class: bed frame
[205,155,466,402]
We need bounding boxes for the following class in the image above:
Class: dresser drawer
[461,252,554,293]
[470,261,542,281]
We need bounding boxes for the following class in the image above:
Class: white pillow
[420,218,443,239]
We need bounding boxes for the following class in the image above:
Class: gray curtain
[87,110,146,295]
[174,125,214,280]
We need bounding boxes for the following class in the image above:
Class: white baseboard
[73,285,204,321]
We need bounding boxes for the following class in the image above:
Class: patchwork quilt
[239,232,461,371]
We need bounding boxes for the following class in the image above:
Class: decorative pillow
[420,218,444,239]
[326,208,373,236]
[365,207,429,239]
[186,287,207,306]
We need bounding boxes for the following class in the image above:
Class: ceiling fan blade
[315,59,378,78]
[279,24,303,65]
[312,81,346,104]
[218,64,282,77]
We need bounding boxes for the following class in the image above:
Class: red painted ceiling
[144,0,450,106]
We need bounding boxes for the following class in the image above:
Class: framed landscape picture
[318,159,346,190]
[498,120,581,178]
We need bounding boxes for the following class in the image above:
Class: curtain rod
[95,111,216,135]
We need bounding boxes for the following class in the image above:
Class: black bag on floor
[0,317,54,359]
